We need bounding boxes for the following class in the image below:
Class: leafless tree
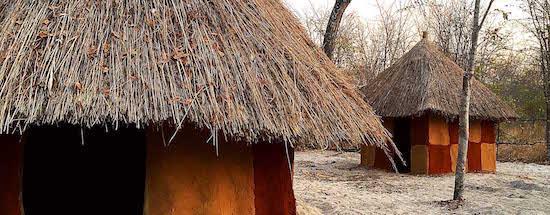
[323,0,352,60]
[361,0,416,84]
[413,0,507,72]
[415,0,473,69]
[300,0,415,85]
[524,0,550,161]
[454,0,495,201]
[301,3,365,67]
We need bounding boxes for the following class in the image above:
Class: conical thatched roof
[0,0,391,149]
[362,35,517,122]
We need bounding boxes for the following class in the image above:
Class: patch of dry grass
[496,121,547,164]
[497,143,547,164]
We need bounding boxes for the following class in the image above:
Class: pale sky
[285,0,383,21]
[284,0,532,49]
[285,0,527,22]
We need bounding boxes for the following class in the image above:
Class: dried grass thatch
[362,36,517,122]
[0,0,392,149]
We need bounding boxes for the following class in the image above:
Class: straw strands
[362,38,517,121]
[0,0,392,149]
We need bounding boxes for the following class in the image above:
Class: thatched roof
[362,35,517,122]
[0,0,392,149]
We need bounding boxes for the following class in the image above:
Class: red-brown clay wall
[481,121,496,143]
[450,120,496,173]
[428,116,498,174]
[410,116,429,174]
[467,143,483,171]
[253,143,296,215]
[145,126,255,215]
[360,145,375,167]
[427,115,452,174]
[374,146,395,170]
[360,118,396,171]
[0,135,22,215]
[468,121,497,173]
[428,116,450,146]
[360,145,396,171]
[411,145,428,174]
[410,116,429,146]
[362,114,498,175]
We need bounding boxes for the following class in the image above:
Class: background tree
[413,0,509,72]
[454,0,495,201]
[323,0,352,60]
[524,0,550,160]
[301,0,415,85]
[361,0,416,84]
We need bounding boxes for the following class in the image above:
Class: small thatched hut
[0,1,393,214]
[361,32,517,175]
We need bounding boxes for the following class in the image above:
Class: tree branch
[323,0,352,60]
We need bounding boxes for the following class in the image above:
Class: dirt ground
[294,150,550,215]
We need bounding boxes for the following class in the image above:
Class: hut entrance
[22,125,146,215]
[393,119,411,173]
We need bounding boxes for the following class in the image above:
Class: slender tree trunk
[543,36,550,161]
[454,73,473,201]
[546,97,550,160]
[323,0,352,60]
[454,0,494,201]
[526,0,550,161]
[545,2,550,162]
[543,49,550,161]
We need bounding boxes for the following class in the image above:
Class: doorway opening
[22,125,146,215]
[393,119,411,173]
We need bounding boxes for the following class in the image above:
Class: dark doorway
[22,125,146,215]
[393,119,411,173]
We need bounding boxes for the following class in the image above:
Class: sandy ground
[294,150,550,215]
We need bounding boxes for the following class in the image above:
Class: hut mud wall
[253,143,296,215]
[1,125,296,214]
[0,135,22,215]
[145,127,256,215]
[145,126,297,215]
[361,114,497,174]
[404,115,453,174]
[361,119,395,170]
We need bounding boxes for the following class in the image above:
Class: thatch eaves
[362,37,517,122]
[0,0,392,149]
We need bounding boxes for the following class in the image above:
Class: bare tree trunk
[526,0,550,161]
[543,49,550,161]
[543,33,550,161]
[453,0,494,201]
[323,0,352,60]
[547,96,550,160]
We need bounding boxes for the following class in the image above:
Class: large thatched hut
[0,1,393,214]
[361,33,517,175]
